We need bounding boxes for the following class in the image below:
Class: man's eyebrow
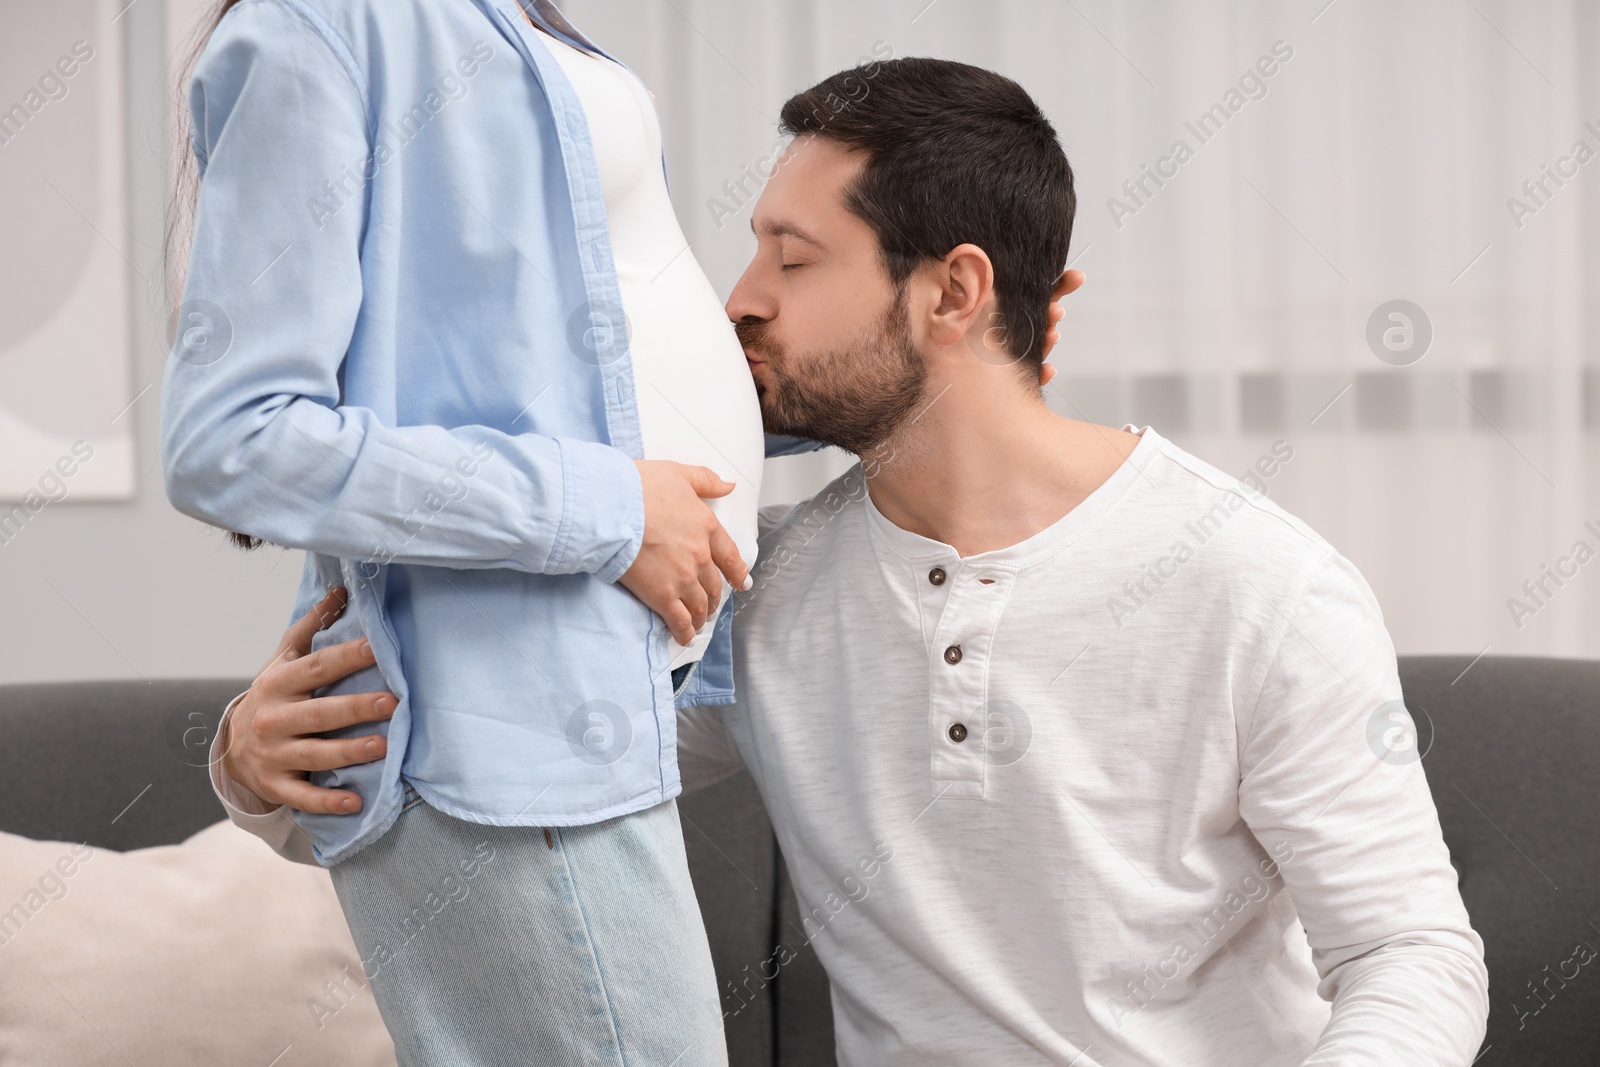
[752,217,826,249]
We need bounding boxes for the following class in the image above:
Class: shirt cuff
[209,691,287,821]
[547,437,645,582]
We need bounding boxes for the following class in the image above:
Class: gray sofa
[2,655,1596,1065]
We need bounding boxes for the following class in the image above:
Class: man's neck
[862,371,1141,557]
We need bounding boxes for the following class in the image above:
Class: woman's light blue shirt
[162,0,809,865]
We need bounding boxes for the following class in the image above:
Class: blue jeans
[328,780,727,1066]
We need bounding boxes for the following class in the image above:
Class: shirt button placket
[933,577,973,786]
[930,567,1014,795]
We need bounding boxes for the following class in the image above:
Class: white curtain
[564,0,1600,659]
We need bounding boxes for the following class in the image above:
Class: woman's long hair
[166,0,243,313]
[166,0,264,550]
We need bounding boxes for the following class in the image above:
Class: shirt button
[928,567,947,586]
[943,645,962,665]
[948,723,968,743]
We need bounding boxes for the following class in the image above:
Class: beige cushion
[0,820,396,1066]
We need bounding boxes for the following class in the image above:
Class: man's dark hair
[779,57,1075,371]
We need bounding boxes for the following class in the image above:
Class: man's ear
[926,243,996,350]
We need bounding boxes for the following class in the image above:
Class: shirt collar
[863,424,1165,570]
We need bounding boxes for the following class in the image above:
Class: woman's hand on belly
[620,460,750,646]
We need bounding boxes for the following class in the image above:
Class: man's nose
[725,265,776,325]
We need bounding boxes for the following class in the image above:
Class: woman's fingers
[661,600,696,646]
[1052,268,1085,300]
[1040,269,1084,360]
[1042,301,1065,354]
[680,464,735,499]
[708,522,750,592]
[698,559,723,620]
[682,578,711,637]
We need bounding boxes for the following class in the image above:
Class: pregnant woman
[163,0,790,1061]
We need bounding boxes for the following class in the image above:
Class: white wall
[0,0,304,686]
[567,0,1600,661]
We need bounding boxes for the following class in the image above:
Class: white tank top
[537,29,764,668]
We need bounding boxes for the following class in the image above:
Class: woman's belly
[535,27,762,667]
[618,252,764,667]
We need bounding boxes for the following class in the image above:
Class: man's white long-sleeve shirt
[214,426,1488,1066]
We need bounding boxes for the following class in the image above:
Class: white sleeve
[1236,551,1488,1066]
[208,692,320,867]
[676,704,747,795]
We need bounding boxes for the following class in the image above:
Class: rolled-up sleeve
[162,1,643,579]
[1237,551,1489,1065]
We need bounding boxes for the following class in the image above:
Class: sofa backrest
[0,679,247,852]
[1399,656,1600,1066]
[2,656,1597,1065]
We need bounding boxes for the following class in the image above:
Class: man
[217,58,1488,1065]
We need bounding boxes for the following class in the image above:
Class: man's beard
[735,289,928,457]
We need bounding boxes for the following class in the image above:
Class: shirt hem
[402,779,683,830]
[308,788,409,868]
